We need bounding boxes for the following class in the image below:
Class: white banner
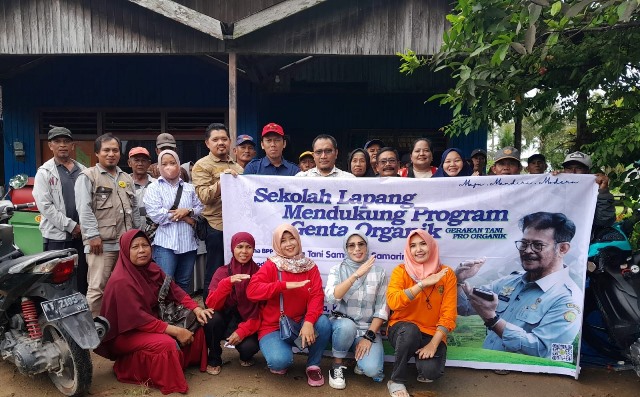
[222,173,598,378]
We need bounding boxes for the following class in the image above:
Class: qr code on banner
[550,343,573,362]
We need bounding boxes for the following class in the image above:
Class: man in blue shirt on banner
[242,122,300,176]
[456,212,582,360]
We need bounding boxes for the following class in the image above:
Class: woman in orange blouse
[386,229,457,397]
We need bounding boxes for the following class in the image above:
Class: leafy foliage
[399,0,640,222]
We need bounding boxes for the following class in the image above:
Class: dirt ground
[1,349,639,397]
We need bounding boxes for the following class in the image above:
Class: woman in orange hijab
[385,230,457,397]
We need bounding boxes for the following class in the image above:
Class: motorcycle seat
[0,249,76,275]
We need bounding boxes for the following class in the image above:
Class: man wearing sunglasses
[455,212,582,359]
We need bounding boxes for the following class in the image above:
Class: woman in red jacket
[386,229,457,397]
[204,232,261,375]
[246,224,331,387]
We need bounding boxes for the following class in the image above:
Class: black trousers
[203,311,260,367]
[388,321,447,384]
[43,238,88,295]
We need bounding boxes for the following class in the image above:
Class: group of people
[93,223,454,397]
[30,121,608,396]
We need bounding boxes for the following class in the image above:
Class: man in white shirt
[296,134,355,178]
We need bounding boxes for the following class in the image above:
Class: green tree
[399,0,640,211]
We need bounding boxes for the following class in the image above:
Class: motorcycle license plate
[41,293,89,322]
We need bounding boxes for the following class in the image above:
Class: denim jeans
[330,317,384,380]
[204,225,224,297]
[259,315,331,371]
[152,246,197,292]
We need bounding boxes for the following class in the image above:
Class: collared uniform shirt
[242,157,300,176]
[458,266,582,359]
[131,174,157,216]
[144,178,204,254]
[325,264,389,337]
[191,153,243,231]
[295,167,356,178]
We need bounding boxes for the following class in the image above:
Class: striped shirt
[143,177,204,254]
[325,263,389,337]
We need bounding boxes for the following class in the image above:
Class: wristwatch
[484,314,500,329]
[187,208,194,216]
[364,330,376,342]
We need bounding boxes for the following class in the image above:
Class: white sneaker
[329,365,347,389]
[354,365,364,376]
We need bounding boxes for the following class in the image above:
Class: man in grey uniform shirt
[456,212,582,360]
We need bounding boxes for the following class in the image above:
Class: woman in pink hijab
[385,229,457,397]
[143,149,204,291]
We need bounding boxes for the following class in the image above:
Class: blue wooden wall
[259,92,486,164]
[1,56,258,181]
[1,55,486,182]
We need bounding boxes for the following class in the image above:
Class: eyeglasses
[378,159,398,166]
[131,158,150,163]
[514,240,553,252]
[313,149,335,156]
[346,242,367,251]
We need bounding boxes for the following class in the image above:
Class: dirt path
[1,350,639,397]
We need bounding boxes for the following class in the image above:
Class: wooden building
[0,0,486,182]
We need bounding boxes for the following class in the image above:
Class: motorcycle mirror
[8,174,28,190]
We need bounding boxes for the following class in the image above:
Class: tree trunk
[574,90,591,150]
[514,113,523,152]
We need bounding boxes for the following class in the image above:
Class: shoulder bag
[144,184,183,242]
[157,275,200,333]
[192,214,208,241]
[277,270,304,344]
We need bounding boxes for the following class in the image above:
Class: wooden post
[229,52,237,157]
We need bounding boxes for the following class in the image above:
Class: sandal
[239,359,255,367]
[387,381,409,397]
[417,375,433,383]
[206,365,221,375]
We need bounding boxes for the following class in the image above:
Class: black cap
[470,148,487,158]
[364,139,385,149]
[48,125,73,141]
[528,153,546,163]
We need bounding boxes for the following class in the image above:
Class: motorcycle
[0,174,109,396]
[583,222,640,376]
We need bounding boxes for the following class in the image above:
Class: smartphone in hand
[472,287,495,301]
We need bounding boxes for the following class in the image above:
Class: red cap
[261,122,284,137]
[128,147,151,158]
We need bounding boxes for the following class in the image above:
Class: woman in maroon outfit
[96,229,214,395]
[204,232,261,375]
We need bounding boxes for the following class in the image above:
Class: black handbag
[157,275,200,333]
[192,214,208,240]
[144,184,183,242]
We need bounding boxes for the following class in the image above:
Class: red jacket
[246,259,324,339]
[205,276,260,339]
